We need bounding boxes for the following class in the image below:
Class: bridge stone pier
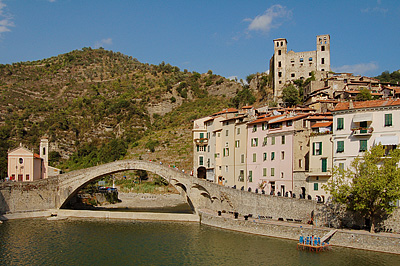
[1,159,321,224]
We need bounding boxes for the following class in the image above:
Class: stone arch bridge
[0,159,317,223]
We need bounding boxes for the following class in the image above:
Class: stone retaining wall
[199,211,400,255]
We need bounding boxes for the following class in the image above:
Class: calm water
[0,218,399,266]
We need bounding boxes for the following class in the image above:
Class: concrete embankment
[199,210,400,255]
[1,209,199,222]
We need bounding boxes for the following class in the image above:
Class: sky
[0,0,399,81]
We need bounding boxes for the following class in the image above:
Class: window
[281,172,284,178]
[200,133,204,139]
[278,72,282,77]
[239,170,244,182]
[43,147,46,156]
[313,142,322,155]
[321,46,325,51]
[281,135,285,144]
[262,123,266,130]
[263,152,267,161]
[291,73,295,78]
[253,125,257,132]
[337,118,344,130]
[26,174,29,181]
[225,130,229,136]
[248,171,253,182]
[276,42,279,47]
[278,50,281,55]
[337,141,344,153]
[263,137,268,146]
[314,183,319,191]
[215,153,220,158]
[199,156,204,166]
[235,140,240,148]
[207,146,210,152]
[207,158,210,168]
[359,140,368,152]
[309,57,313,61]
[287,121,292,126]
[223,148,229,157]
[263,168,267,177]
[271,168,275,176]
[278,61,281,67]
[281,151,285,160]
[271,152,275,160]
[272,136,276,145]
[252,153,257,162]
[241,154,245,164]
[19,158,23,164]
[300,58,304,62]
[360,121,368,128]
[251,138,258,147]
[385,114,392,127]
[237,128,241,135]
[321,58,325,64]
[339,163,344,170]
[322,158,327,172]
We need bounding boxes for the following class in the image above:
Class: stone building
[270,34,331,102]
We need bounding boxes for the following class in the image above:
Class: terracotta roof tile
[333,99,400,111]
[311,121,333,128]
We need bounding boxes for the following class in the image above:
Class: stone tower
[40,138,49,179]
[316,34,330,72]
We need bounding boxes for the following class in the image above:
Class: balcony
[194,138,208,145]
[351,127,373,136]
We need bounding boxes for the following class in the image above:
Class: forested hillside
[0,48,258,177]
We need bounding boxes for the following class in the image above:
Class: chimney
[349,99,354,109]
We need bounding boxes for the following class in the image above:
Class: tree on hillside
[230,87,256,108]
[356,88,372,101]
[324,145,400,233]
[281,84,301,107]
[375,70,400,84]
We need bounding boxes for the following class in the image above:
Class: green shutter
[337,141,344,152]
[385,114,392,126]
[271,152,275,160]
[337,118,344,130]
[314,183,318,191]
[319,142,322,155]
[200,133,204,139]
[360,140,367,152]
[312,142,316,155]
[322,158,327,172]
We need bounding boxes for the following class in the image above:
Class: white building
[332,99,400,170]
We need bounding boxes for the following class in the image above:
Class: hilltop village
[193,34,400,204]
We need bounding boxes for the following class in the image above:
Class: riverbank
[198,209,400,255]
[1,209,199,222]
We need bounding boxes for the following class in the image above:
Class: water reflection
[0,218,399,266]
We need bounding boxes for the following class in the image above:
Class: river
[1,218,399,265]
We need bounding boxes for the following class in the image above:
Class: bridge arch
[56,160,197,210]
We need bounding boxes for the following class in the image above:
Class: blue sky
[0,0,399,81]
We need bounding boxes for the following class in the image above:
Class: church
[7,138,61,181]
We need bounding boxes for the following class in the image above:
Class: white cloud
[333,62,379,76]
[244,5,291,33]
[94,38,113,48]
[0,0,14,35]
[361,0,388,14]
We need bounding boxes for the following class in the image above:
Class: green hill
[0,48,252,177]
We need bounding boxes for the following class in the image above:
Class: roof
[311,121,333,128]
[247,114,285,125]
[268,113,309,124]
[212,108,238,116]
[241,106,253,109]
[333,99,400,111]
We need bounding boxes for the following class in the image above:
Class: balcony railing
[194,138,208,145]
[351,127,373,136]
